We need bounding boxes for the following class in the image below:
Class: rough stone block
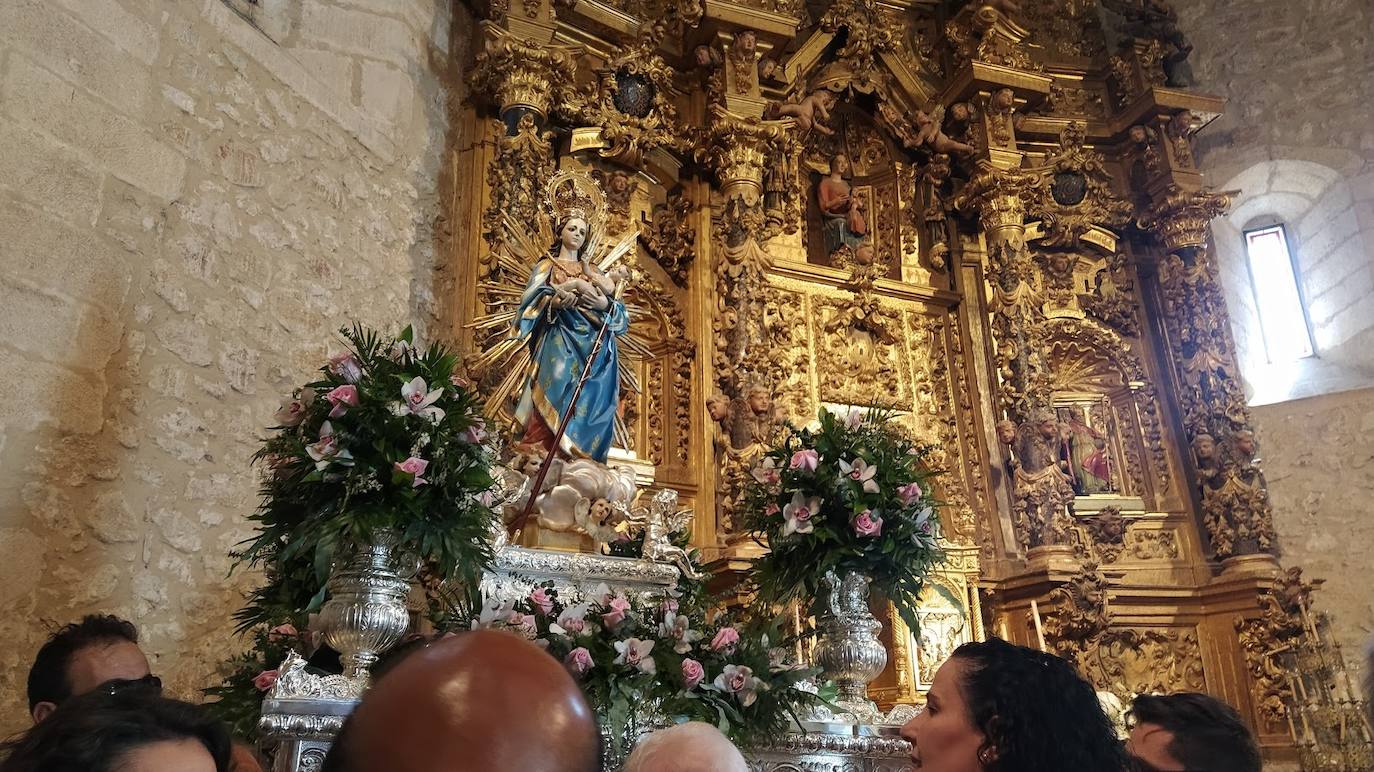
[287,47,357,101]
[298,1,416,68]
[1,54,185,200]
[0,118,103,225]
[0,528,45,607]
[47,0,158,65]
[0,0,151,116]
[1309,266,1374,326]
[360,61,413,128]
[0,278,122,370]
[0,199,131,313]
[1303,240,1370,299]
[0,347,105,434]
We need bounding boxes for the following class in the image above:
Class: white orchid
[305,421,353,471]
[473,598,516,629]
[782,491,820,536]
[400,376,445,424]
[713,663,766,707]
[552,603,593,636]
[613,637,657,675]
[658,611,702,654]
[838,457,880,494]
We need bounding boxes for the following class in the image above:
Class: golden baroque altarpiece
[443,0,1369,764]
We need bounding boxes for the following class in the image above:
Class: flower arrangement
[469,577,818,746]
[740,408,945,633]
[208,325,497,736]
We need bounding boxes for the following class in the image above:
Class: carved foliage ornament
[467,25,578,119]
[564,34,688,167]
[1027,123,1133,249]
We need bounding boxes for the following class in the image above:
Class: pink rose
[660,597,679,614]
[601,596,631,629]
[253,669,279,691]
[764,501,780,517]
[325,385,360,418]
[530,588,555,616]
[393,456,429,487]
[854,509,883,537]
[681,658,705,690]
[898,482,924,506]
[327,352,363,383]
[710,626,740,653]
[565,647,593,676]
[268,624,298,643]
[789,449,819,472]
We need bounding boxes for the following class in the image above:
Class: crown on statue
[546,170,608,237]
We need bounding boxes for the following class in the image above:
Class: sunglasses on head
[96,674,163,697]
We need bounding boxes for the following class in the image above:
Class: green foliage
[739,408,947,635]
[207,324,499,735]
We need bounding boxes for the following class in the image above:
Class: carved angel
[765,88,837,135]
[627,489,700,580]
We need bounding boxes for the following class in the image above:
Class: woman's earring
[978,747,996,766]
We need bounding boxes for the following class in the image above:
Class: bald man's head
[625,722,749,772]
[323,630,599,772]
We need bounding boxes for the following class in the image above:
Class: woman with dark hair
[0,689,232,772]
[900,638,1129,771]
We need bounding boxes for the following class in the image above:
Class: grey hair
[624,722,749,772]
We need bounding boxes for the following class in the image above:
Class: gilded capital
[953,165,1039,244]
[695,106,791,207]
[468,24,579,126]
[1139,186,1234,255]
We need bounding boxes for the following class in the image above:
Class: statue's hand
[552,286,578,309]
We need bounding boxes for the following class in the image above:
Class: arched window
[1242,223,1314,362]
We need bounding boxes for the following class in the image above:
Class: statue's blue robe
[513,259,628,462]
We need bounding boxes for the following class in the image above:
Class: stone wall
[0,0,463,734]
[1179,0,1374,670]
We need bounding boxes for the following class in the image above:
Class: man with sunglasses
[25,614,160,723]
[1127,692,1261,772]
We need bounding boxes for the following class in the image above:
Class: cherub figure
[766,88,837,135]
[628,489,701,580]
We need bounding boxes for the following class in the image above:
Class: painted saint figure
[512,215,628,463]
[817,153,870,259]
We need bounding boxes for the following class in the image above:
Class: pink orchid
[660,597,679,614]
[713,664,764,707]
[750,457,781,486]
[601,595,631,629]
[613,638,657,675]
[844,408,865,430]
[253,669,279,691]
[530,587,555,616]
[710,626,740,654]
[565,647,594,676]
[325,385,359,418]
[782,492,821,536]
[458,418,488,445]
[854,509,884,537]
[681,658,705,690]
[306,421,353,470]
[274,388,314,427]
[327,352,363,383]
[898,482,924,506]
[789,449,819,472]
[400,376,445,424]
[393,456,429,487]
[554,603,591,636]
[764,501,781,517]
[838,457,880,494]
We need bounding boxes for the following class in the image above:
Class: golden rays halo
[468,169,652,450]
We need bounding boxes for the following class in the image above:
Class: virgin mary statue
[509,176,629,463]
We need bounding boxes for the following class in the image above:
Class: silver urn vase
[813,570,887,722]
[318,529,412,681]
